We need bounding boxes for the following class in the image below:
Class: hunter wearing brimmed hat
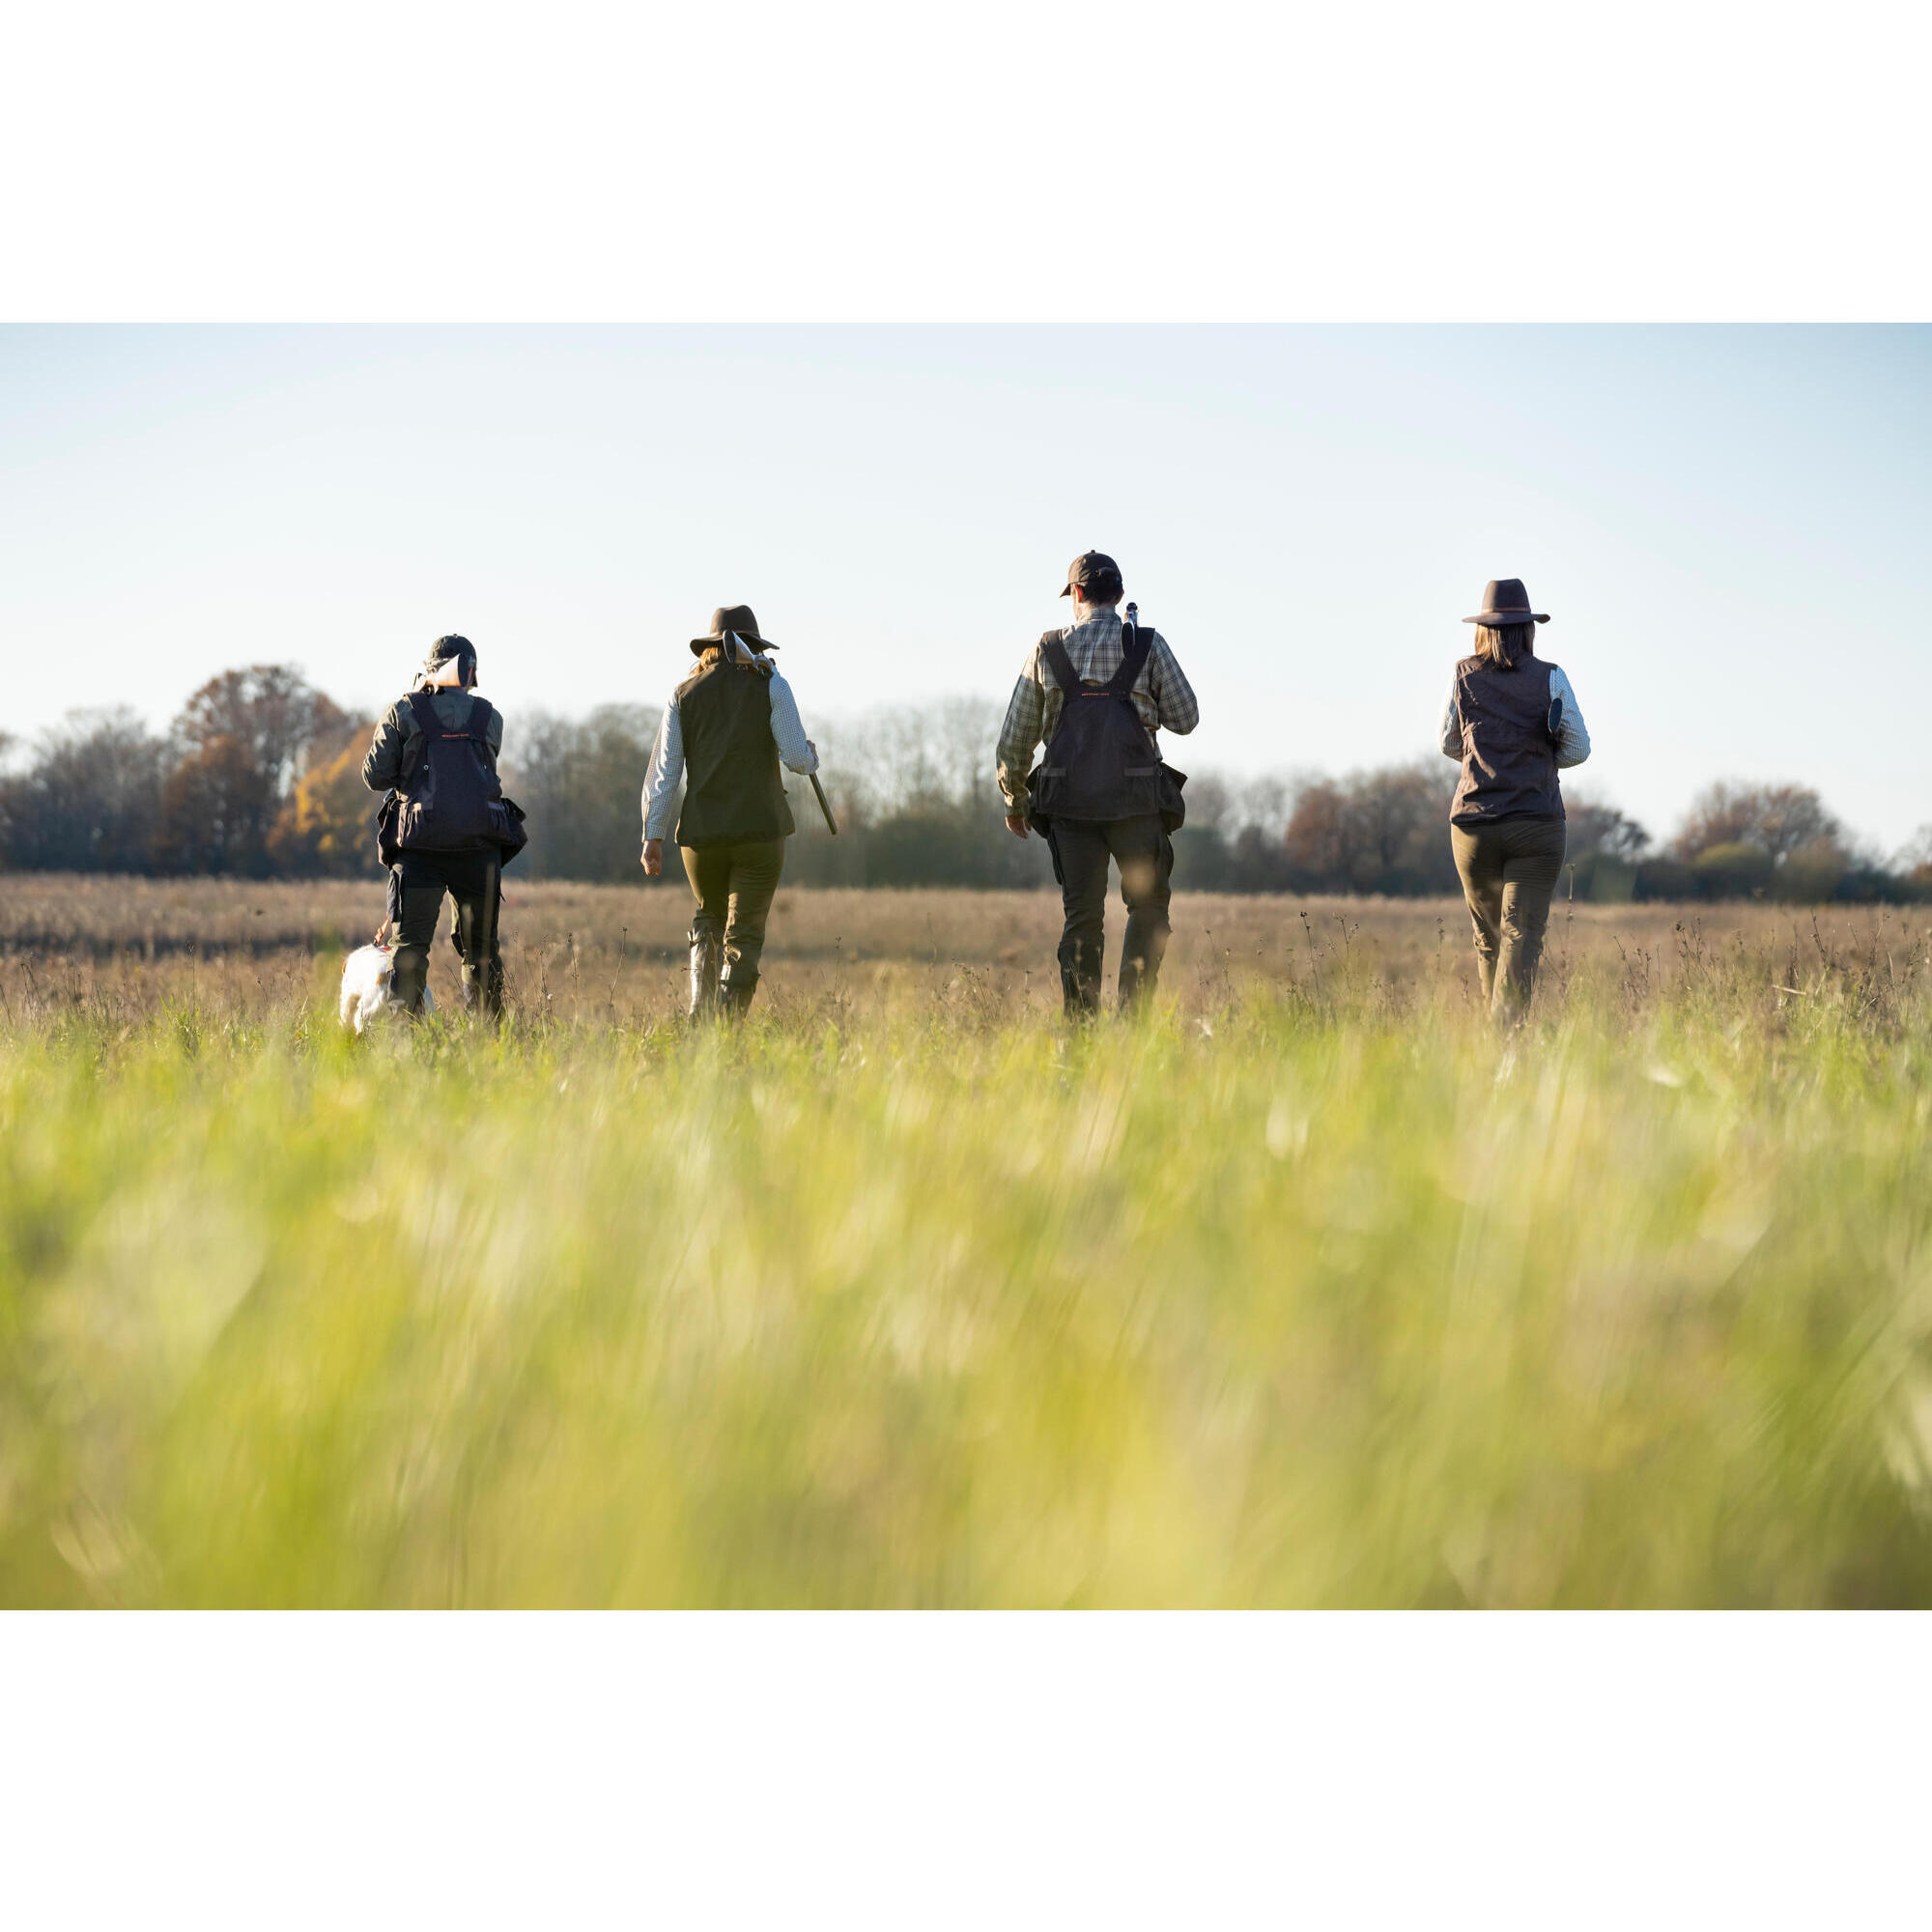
[640,604,820,1017]
[997,551,1199,1016]
[1438,578,1593,1024]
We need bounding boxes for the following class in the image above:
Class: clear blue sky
[3,326,1926,852]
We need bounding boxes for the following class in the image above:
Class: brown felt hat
[1463,578,1549,625]
[1058,550,1123,602]
[690,604,779,657]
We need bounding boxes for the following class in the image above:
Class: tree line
[3,664,1928,902]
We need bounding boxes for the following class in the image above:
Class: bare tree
[1672,781,1844,864]
[0,709,169,871]
[1565,795,1651,860]
[508,705,664,882]
[1890,824,1932,867]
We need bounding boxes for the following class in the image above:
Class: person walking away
[362,633,521,1018]
[1438,579,1591,1025]
[640,605,819,1017]
[997,550,1198,1016]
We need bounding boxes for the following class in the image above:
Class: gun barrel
[810,773,838,836]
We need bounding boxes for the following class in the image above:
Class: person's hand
[1006,812,1030,839]
[642,838,663,876]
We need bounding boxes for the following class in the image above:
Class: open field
[2,872,1911,1023]
[3,877,1931,1605]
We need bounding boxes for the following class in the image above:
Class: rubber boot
[456,858,504,1021]
[688,925,723,1019]
[391,944,432,1015]
[720,966,759,1018]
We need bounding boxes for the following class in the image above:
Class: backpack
[383,693,528,864]
[1026,619,1187,832]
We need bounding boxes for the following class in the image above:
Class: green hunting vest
[672,651,797,848]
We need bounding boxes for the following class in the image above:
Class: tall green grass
[4,942,1930,1605]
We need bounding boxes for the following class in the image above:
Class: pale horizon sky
[3,326,1926,854]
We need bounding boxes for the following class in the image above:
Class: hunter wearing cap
[361,633,511,1018]
[640,604,820,1018]
[997,551,1199,1016]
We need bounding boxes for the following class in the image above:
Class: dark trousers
[387,848,504,1017]
[1450,814,1567,1024]
[681,838,785,1009]
[1049,813,1174,1015]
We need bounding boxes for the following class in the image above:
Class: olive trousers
[1450,813,1568,1024]
[1047,813,1174,1016]
[681,838,785,1013]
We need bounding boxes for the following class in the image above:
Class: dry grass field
[3,873,1930,1607]
[1,871,1903,1024]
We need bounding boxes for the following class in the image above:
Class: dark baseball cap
[426,633,476,668]
[1059,550,1123,601]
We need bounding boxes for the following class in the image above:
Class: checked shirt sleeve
[1548,666,1592,769]
[1149,633,1199,736]
[996,647,1048,813]
[766,672,819,775]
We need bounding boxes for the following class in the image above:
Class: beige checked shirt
[996,605,1199,813]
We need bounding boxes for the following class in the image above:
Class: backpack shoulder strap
[1040,634,1081,696]
[1105,622,1152,696]
[464,696,495,743]
[405,690,440,734]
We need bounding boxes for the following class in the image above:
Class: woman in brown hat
[639,606,819,1017]
[1438,579,1592,1025]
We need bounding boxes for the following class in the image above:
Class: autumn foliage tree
[155,667,350,875]
[268,720,384,877]
[1278,761,1460,895]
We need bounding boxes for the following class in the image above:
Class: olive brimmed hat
[1463,579,1549,626]
[690,604,779,657]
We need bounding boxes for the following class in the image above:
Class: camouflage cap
[1059,551,1123,602]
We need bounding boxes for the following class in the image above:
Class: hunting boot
[1115,923,1170,1014]
[688,920,723,1019]
[454,864,505,1021]
[390,943,432,1015]
[459,953,505,1020]
[720,964,759,1018]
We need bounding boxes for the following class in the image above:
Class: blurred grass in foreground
[3,933,1931,1607]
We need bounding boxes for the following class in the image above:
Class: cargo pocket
[1156,762,1188,834]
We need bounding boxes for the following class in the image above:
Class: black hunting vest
[1449,654,1565,826]
[1027,623,1169,827]
[394,691,501,853]
[673,651,796,847]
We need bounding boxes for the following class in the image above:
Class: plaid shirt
[996,606,1199,813]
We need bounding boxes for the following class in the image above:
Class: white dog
[339,924,435,1033]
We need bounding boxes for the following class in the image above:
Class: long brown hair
[1471,621,1538,671]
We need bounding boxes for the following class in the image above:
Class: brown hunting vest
[672,651,797,847]
[1449,654,1565,826]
